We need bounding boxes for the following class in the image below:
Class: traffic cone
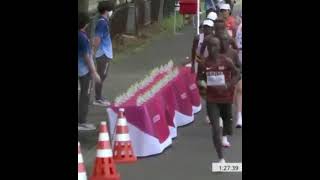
[113,108,137,163]
[78,142,87,180]
[90,122,120,180]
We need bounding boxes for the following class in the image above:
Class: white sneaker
[93,98,111,107]
[222,136,231,148]
[219,117,223,128]
[78,123,96,131]
[236,116,242,128]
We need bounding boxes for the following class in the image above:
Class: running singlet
[205,55,235,103]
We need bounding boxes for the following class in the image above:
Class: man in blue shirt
[78,12,101,131]
[92,1,115,107]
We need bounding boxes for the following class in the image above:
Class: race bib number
[207,72,226,86]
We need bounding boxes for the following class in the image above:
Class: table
[107,66,201,157]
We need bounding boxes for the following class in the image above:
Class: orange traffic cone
[90,122,120,180]
[113,108,137,163]
[79,142,88,180]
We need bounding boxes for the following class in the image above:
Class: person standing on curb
[78,12,101,131]
[92,1,115,107]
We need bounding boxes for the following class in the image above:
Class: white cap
[203,19,214,27]
[207,12,217,21]
[220,3,231,10]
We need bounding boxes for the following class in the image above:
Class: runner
[219,3,237,38]
[198,36,240,163]
[191,20,214,124]
[191,19,214,74]
[207,11,218,38]
[92,1,115,107]
[213,18,238,50]
[216,30,241,145]
[198,18,227,125]
[234,13,242,128]
[78,12,101,131]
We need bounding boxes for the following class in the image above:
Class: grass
[160,13,184,33]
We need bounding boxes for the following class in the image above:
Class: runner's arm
[226,58,240,88]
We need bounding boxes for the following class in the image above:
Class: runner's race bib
[207,72,226,86]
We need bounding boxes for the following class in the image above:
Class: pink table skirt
[107,67,201,157]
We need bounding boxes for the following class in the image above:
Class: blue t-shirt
[78,31,91,77]
[95,16,113,59]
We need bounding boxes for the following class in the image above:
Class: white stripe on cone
[100,121,107,125]
[78,172,87,180]
[78,142,87,180]
[116,134,130,141]
[97,149,113,158]
[98,132,110,141]
[117,118,127,126]
[78,154,84,163]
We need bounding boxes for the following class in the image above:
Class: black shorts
[206,102,232,122]
[206,102,233,136]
